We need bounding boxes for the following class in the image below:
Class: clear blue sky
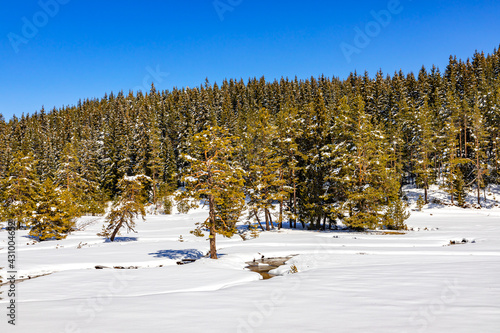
[1,0,499,120]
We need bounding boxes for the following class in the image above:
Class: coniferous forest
[1,48,500,243]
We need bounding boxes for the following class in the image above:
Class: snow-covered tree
[1,152,39,229]
[99,174,151,242]
[30,178,76,241]
[176,126,245,259]
[244,108,284,231]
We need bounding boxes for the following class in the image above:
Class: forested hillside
[1,48,500,238]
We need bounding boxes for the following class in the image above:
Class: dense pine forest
[1,48,500,242]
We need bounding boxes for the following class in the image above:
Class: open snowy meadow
[1,186,500,333]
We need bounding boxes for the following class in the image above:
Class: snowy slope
[1,189,500,332]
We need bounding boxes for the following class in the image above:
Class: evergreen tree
[1,47,499,227]
[1,152,39,229]
[55,141,87,216]
[275,107,301,229]
[148,115,164,211]
[30,178,76,241]
[442,90,462,204]
[413,97,435,203]
[99,175,151,242]
[326,96,403,230]
[176,126,245,259]
[244,108,284,231]
[471,97,488,205]
[79,132,105,215]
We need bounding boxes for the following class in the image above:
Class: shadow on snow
[104,237,138,243]
[148,249,204,260]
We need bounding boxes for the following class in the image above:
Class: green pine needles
[2,48,500,241]
[176,126,245,259]
[99,175,150,242]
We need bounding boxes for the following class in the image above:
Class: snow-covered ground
[1,186,500,332]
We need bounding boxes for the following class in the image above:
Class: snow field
[0,187,499,332]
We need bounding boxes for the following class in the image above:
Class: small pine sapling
[163,196,173,214]
[453,172,467,207]
[416,195,425,211]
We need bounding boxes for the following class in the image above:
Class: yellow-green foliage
[30,178,76,241]
[99,175,150,241]
[176,126,245,258]
[416,195,425,211]
[384,199,410,230]
[163,196,173,214]
[1,151,39,229]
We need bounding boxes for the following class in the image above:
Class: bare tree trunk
[209,195,217,259]
[464,118,467,158]
[459,129,462,158]
[293,178,297,229]
[253,210,265,231]
[264,209,270,231]
[110,220,124,242]
[279,198,283,230]
[450,178,454,205]
[152,176,157,211]
[477,148,481,206]
[266,209,274,230]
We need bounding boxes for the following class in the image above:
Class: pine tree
[1,47,499,228]
[55,141,87,216]
[296,99,329,230]
[327,96,403,230]
[244,108,284,231]
[275,107,301,229]
[30,178,76,241]
[176,126,245,259]
[79,131,105,215]
[442,90,462,204]
[0,114,11,182]
[385,198,410,230]
[416,195,425,211]
[1,152,39,229]
[453,168,467,207]
[471,97,488,206]
[148,115,164,212]
[99,175,151,242]
[413,96,435,203]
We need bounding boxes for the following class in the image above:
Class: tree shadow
[22,235,39,240]
[148,249,204,259]
[104,237,138,243]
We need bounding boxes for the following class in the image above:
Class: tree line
[1,48,499,244]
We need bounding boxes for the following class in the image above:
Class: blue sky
[1,0,499,120]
